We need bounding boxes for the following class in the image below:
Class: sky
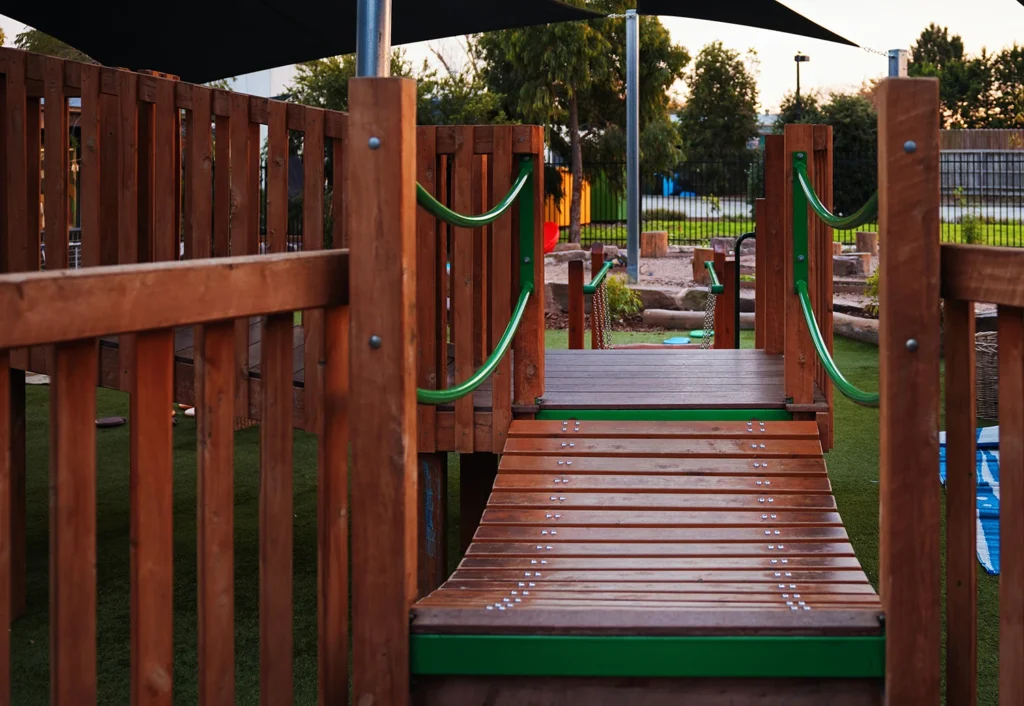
[0,0,1021,112]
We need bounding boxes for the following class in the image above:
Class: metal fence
[548,149,1024,248]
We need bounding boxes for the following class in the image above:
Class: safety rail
[568,244,614,350]
[704,260,724,294]
[583,261,613,295]
[415,160,533,228]
[794,160,878,230]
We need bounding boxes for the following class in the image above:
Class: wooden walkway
[413,419,881,634]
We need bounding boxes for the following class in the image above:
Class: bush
[643,208,686,221]
[605,274,643,322]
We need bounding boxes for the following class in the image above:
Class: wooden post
[640,231,669,258]
[878,76,941,705]
[763,135,786,355]
[856,231,879,257]
[754,199,766,349]
[568,260,584,350]
[348,77,418,706]
[722,257,737,350]
[712,246,729,350]
[513,136,545,406]
[692,247,713,285]
[590,244,605,350]
[489,127,514,451]
[812,125,835,451]
[783,125,816,405]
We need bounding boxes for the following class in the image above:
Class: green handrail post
[793,161,878,231]
[416,160,533,228]
[795,281,879,407]
[792,152,810,289]
[704,260,724,295]
[583,261,614,294]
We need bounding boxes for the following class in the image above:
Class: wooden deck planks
[412,419,881,636]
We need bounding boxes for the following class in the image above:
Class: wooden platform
[413,419,881,633]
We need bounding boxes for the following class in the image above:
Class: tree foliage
[15,29,92,63]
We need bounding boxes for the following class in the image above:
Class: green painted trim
[518,157,536,292]
[796,281,880,408]
[416,160,532,227]
[794,161,878,230]
[792,152,810,290]
[703,260,724,294]
[583,261,614,294]
[535,409,792,421]
[411,635,885,679]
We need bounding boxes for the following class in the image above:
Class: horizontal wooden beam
[0,251,349,349]
[941,243,1024,307]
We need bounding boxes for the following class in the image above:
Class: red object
[543,222,560,253]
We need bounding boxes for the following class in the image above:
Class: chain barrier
[592,278,612,349]
[702,289,717,350]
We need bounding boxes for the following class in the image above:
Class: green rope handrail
[583,261,614,294]
[416,160,533,228]
[796,280,879,408]
[704,260,724,295]
[417,285,533,405]
[794,162,878,230]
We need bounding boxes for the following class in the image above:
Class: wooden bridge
[0,48,1021,705]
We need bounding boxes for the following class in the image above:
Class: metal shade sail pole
[625,9,640,282]
[357,0,392,76]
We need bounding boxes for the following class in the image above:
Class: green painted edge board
[410,635,885,679]
[535,409,792,422]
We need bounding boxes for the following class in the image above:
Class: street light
[794,52,810,120]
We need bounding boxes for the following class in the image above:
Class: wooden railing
[0,249,350,704]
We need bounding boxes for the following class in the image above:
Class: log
[640,231,669,259]
[856,231,879,257]
[692,247,713,284]
[643,309,755,330]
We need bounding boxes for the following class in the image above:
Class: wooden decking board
[412,419,881,638]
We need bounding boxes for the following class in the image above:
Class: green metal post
[792,151,809,291]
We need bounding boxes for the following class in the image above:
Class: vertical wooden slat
[229,94,251,419]
[452,126,475,453]
[945,297,977,706]
[174,106,182,260]
[43,57,68,271]
[213,112,230,258]
[195,321,235,705]
[117,72,139,392]
[472,151,488,366]
[513,141,546,405]
[5,50,29,278]
[7,367,24,625]
[80,64,101,268]
[248,122,260,257]
[568,260,584,350]
[330,118,347,249]
[416,127,439,451]
[318,304,349,705]
[24,95,43,375]
[266,102,288,254]
[878,76,941,705]
[763,135,786,355]
[723,257,737,349]
[129,329,174,706]
[348,77,417,706]
[186,86,213,260]
[99,90,120,266]
[712,246,728,350]
[259,313,294,705]
[489,126,513,449]
[303,107,326,433]
[50,339,98,705]
[137,85,155,265]
[999,306,1024,704]
[754,198,766,349]
[0,351,9,699]
[782,124,815,404]
[152,79,176,263]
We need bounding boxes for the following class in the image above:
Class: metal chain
[592,278,610,350]
[702,290,717,350]
[601,278,612,349]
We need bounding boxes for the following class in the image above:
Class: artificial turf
[9,330,1000,703]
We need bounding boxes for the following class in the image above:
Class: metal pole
[795,62,801,119]
[625,9,640,283]
[356,0,392,77]
[888,49,908,78]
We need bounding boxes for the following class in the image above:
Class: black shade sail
[636,0,857,46]
[0,0,603,83]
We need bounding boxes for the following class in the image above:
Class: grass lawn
[11,330,1000,703]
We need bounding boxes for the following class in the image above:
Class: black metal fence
[547,150,1024,248]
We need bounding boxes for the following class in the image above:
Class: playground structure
[0,47,1019,705]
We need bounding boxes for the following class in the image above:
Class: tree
[908,23,993,127]
[821,94,877,215]
[991,44,1024,127]
[676,42,759,194]
[774,90,824,129]
[15,29,92,63]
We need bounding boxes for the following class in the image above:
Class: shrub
[643,208,686,222]
[605,274,643,322]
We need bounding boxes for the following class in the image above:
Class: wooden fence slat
[999,306,1024,705]
[99,91,120,266]
[782,125,815,403]
[473,151,489,366]
[348,76,417,706]
[195,321,235,705]
[213,112,230,258]
[303,107,326,433]
[186,85,213,260]
[117,71,139,391]
[137,86,156,264]
[248,121,260,257]
[416,127,438,451]
[43,57,69,271]
[319,304,349,705]
[6,366,24,625]
[513,142,546,405]
[754,199,766,349]
[5,49,30,279]
[229,94,252,419]
[489,126,513,450]
[259,313,294,705]
[129,329,174,706]
[0,351,9,701]
[50,339,98,704]
[80,64,101,268]
[266,101,287,254]
[24,94,42,374]
[944,297,977,706]
[453,126,475,453]
[763,135,786,355]
[153,78,177,262]
[813,126,835,450]
[877,77,942,705]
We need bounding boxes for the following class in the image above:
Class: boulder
[545,249,587,264]
[600,245,621,261]
[833,312,879,346]
[739,291,756,313]
[676,287,710,311]
[631,284,682,311]
[544,282,563,315]
[833,255,869,277]
[547,282,591,315]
